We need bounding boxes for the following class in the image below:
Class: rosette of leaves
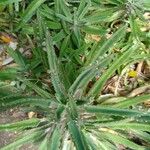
[0,0,150,150]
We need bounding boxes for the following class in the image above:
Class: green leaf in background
[129,15,142,41]
[88,44,139,97]
[69,56,111,97]
[46,20,61,30]
[82,25,107,35]
[7,47,27,69]
[17,0,46,30]
[90,25,127,63]
[58,0,72,19]
[77,0,91,20]
[0,0,22,5]
[113,94,150,108]
[0,68,18,80]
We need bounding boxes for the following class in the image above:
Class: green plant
[0,0,150,149]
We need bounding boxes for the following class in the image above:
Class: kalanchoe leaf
[46,30,67,103]
[50,126,62,150]
[0,118,40,131]
[0,130,44,150]
[68,120,90,150]
[88,44,139,97]
[16,0,46,30]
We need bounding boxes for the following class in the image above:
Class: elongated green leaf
[46,31,66,103]
[132,130,150,143]
[113,94,150,108]
[69,56,111,96]
[129,15,141,40]
[54,0,60,13]
[0,68,18,80]
[59,0,72,19]
[0,0,22,5]
[55,13,72,23]
[46,20,61,30]
[143,0,150,10]
[85,40,103,66]
[77,0,87,17]
[68,99,78,120]
[0,118,40,131]
[82,25,106,35]
[85,134,97,150]
[68,120,89,150]
[90,25,127,63]
[98,122,150,132]
[40,6,55,21]
[17,0,46,30]
[1,97,51,110]
[85,106,150,120]
[20,79,54,99]
[86,130,117,150]
[36,10,49,68]
[60,35,70,54]
[88,44,139,97]
[39,137,48,150]
[77,0,91,20]
[53,30,66,43]
[84,10,123,24]
[103,132,145,150]
[50,127,61,150]
[7,47,27,69]
[1,130,43,150]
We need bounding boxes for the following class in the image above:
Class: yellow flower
[128,70,138,78]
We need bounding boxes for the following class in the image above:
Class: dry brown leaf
[28,111,37,119]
